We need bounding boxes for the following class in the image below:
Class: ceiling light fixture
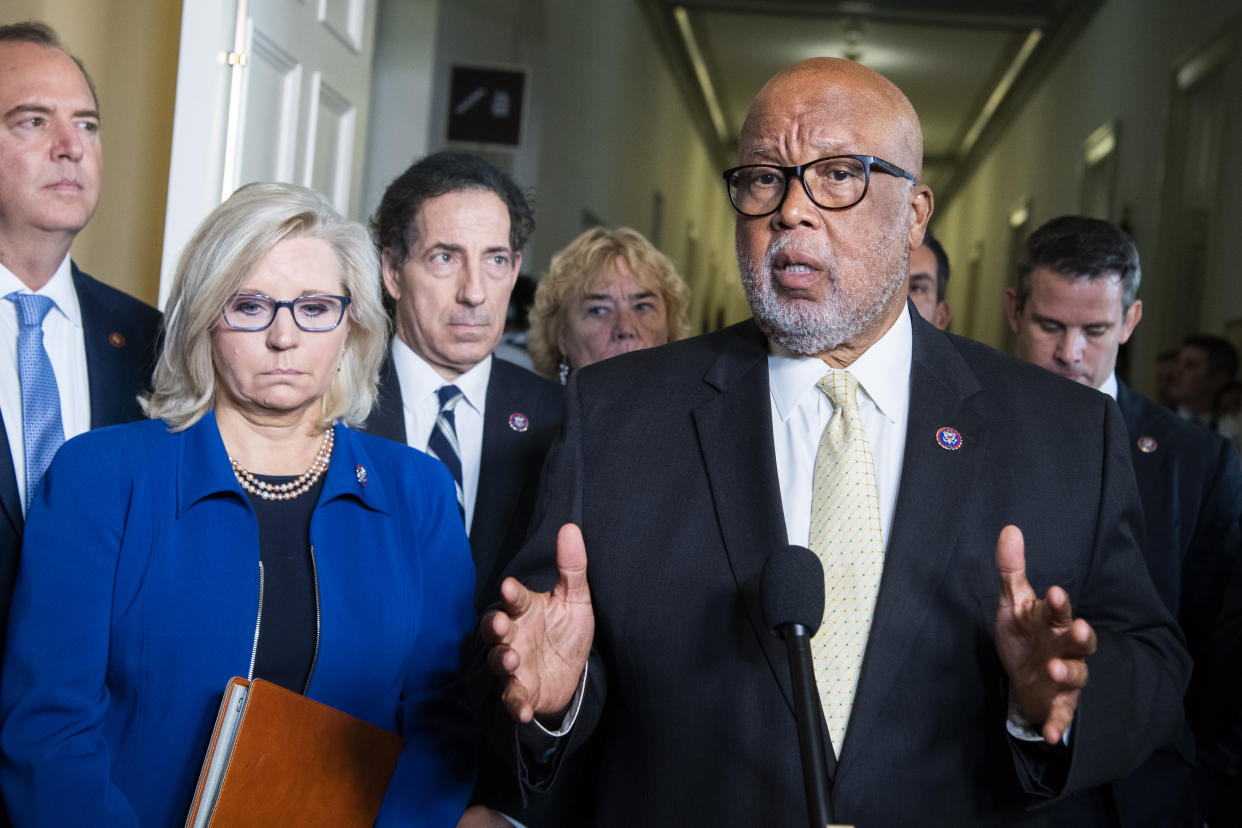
[959,28,1043,157]
[673,6,728,146]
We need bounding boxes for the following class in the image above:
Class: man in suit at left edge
[0,21,161,677]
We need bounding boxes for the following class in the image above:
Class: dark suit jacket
[493,312,1189,827]
[1197,553,1242,825]
[1052,381,1242,828]
[361,351,562,611]
[1113,381,1242,660]
[363,350,565,824]
[0,264,161,664]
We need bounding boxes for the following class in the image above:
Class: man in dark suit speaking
[1005,215,1242,827]
[0,22,161,670]
[478,59,1189,826]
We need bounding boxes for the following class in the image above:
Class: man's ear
[908,184,934,249]
[380,250,402,301]
[1003,287,1022,334]
[934,300,951,331]
[507,251,523,293]
[1118,299,1143,345]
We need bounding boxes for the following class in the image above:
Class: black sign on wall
[447,66,526,147]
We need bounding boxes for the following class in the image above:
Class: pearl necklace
[230,428,334,501]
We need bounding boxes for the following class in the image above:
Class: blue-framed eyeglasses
[221,293,352,332]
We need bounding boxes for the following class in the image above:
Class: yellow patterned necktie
[808,370,885,756]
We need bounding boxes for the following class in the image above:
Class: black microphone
[761,544,830,828]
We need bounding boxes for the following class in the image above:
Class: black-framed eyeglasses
[722,154,917,217]
[221,293,352,332]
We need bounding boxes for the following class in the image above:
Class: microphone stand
[779,622,831,828]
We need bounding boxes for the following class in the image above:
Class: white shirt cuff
[530,661,589,737]
[1006,692,1072,746]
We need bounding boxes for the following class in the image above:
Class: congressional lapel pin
[355,464,368,486]
[108,331,126,348]
[936,426,963,451]
[1137,435,1158,454]
[508,412,529,433]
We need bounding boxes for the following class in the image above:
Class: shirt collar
[1097,372,1118,401]
[0,254,82,328]
[768,307,912,422]
[391,336,492,413]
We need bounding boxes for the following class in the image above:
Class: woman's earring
[558,361,570,386]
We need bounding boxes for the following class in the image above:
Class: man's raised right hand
[481,523,595,724]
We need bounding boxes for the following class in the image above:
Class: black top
[244,475,322,693]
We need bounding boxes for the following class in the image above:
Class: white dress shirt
[543,310,1057,745]
[770,311,1056,743]
[769,309,912,551]
[0,256,91,513]
[1098,372,1118,400]
[390,337,490,531]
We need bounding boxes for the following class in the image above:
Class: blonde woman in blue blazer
[0,183,477,826]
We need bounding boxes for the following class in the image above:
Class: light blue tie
[7,293,65,513]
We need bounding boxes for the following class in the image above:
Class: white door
[159,0,378,307]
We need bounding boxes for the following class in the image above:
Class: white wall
[935,0,1242,393]
[368,0,747,332]
[360,0,441,223]
[7,0,182,306]
[523,0,746,331]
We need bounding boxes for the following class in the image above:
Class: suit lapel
[692,324,820,761]
[841,315,986,768]
[362,352,408,443]
[74,264,130,427]
[0,414,21,535]
[1115,381,1166,493]
[1115,381,1158,453]
[474,361,521,551]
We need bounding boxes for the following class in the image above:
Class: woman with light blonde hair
[528,226,689,383]
[0,183,476,826]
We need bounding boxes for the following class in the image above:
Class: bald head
[731,57,933,364]
[740,58,923,179]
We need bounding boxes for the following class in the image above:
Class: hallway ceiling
[641,0,1102,202]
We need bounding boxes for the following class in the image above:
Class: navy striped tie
[427,385,466,522]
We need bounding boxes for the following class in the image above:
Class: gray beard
[737,234,907,356]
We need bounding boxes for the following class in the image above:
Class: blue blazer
[0,413,477,827]
[0,263,161,664]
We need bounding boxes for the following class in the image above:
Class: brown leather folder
[185,677,404,827]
